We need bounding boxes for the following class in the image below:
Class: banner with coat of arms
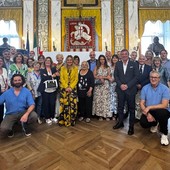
[66,18,95,51]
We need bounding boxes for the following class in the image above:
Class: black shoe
[113,122,124,129]
[8,130,14,138]
[128,127,134,135]
[134,118,139,123]
[21,122,32,137]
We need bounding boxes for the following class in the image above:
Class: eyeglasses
[150,76,160,79]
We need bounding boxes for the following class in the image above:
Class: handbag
[94,79,103,86]
[44,79,58,89]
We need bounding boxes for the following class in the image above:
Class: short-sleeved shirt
[0,87,35,115]
[141,83,170,111]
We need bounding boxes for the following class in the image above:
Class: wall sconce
[52,38,56,51]
[104,38,108,51]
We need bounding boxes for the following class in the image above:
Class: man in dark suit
[113,49,139,135]
[136,54,152,120]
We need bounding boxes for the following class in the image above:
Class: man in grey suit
[113,49,139,135]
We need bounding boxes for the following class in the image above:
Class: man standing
[2,49,13,71]
[0,74,37,138]
[105,51,112,66]
[113,49,139,135]
[87,51,98,72]
[140,70,170,146]
[136,54,152,120]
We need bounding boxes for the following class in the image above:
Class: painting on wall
[64,0,98,7]
[0,0,22,7]
[139,0,170,8]
[66,18,96,51]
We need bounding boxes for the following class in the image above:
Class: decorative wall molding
[37,0,49,51]
[113,0,125,52]
[0,0,22,7]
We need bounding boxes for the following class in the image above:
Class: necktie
[139,65,143,74]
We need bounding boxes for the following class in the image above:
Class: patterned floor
[0,118,170,170]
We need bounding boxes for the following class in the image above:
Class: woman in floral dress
[92,55,112,121]
[58,55,78,126]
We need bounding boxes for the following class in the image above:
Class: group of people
[0,45,170,146]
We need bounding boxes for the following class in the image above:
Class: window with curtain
[141,20,170,57]
[0,20,20,48]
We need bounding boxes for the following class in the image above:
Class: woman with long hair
[92,54,112,121]
[58,55,78,126]
[38,57,58,125]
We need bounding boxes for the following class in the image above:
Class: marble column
[23,0,34,50]
[101,0,111,52]
[113,0,125,52]
[51,0,61,51]
[37,0,49,51]
[128,0,139,53]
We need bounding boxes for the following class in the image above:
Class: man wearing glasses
[140,70,170,146]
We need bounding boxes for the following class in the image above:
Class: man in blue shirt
[140,70,170,146]
[0,74,37,138]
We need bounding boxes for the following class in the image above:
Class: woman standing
[109,55,119,120]
[38,55,45,69]
[38,57,58,125]
[27,58,35,73]
[8,53,28,79]
[58,55,78,126]
[92,55,112,121]
[78,61,94,123]
[145,50,154,66]
[152,56,168,86]
[27,61,42,124]
[0,57,8,123]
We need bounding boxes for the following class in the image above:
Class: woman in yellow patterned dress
[58,55,78,126]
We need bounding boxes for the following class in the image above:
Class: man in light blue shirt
[0,74,37,138]
[140,70,170,146]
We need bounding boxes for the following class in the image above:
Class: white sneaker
[161,134,169,146]
[79,117,84,122]
[150,123,159,133]
[37,117,42,124]
[51,118,58,124]
[46,119,52,125]
[85,118,91,123]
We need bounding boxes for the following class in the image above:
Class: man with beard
[0,74,37,138]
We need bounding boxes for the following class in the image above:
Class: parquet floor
[0,118,170,170]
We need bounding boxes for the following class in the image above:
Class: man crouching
[140,70,170,146]
[0,74,37,138]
